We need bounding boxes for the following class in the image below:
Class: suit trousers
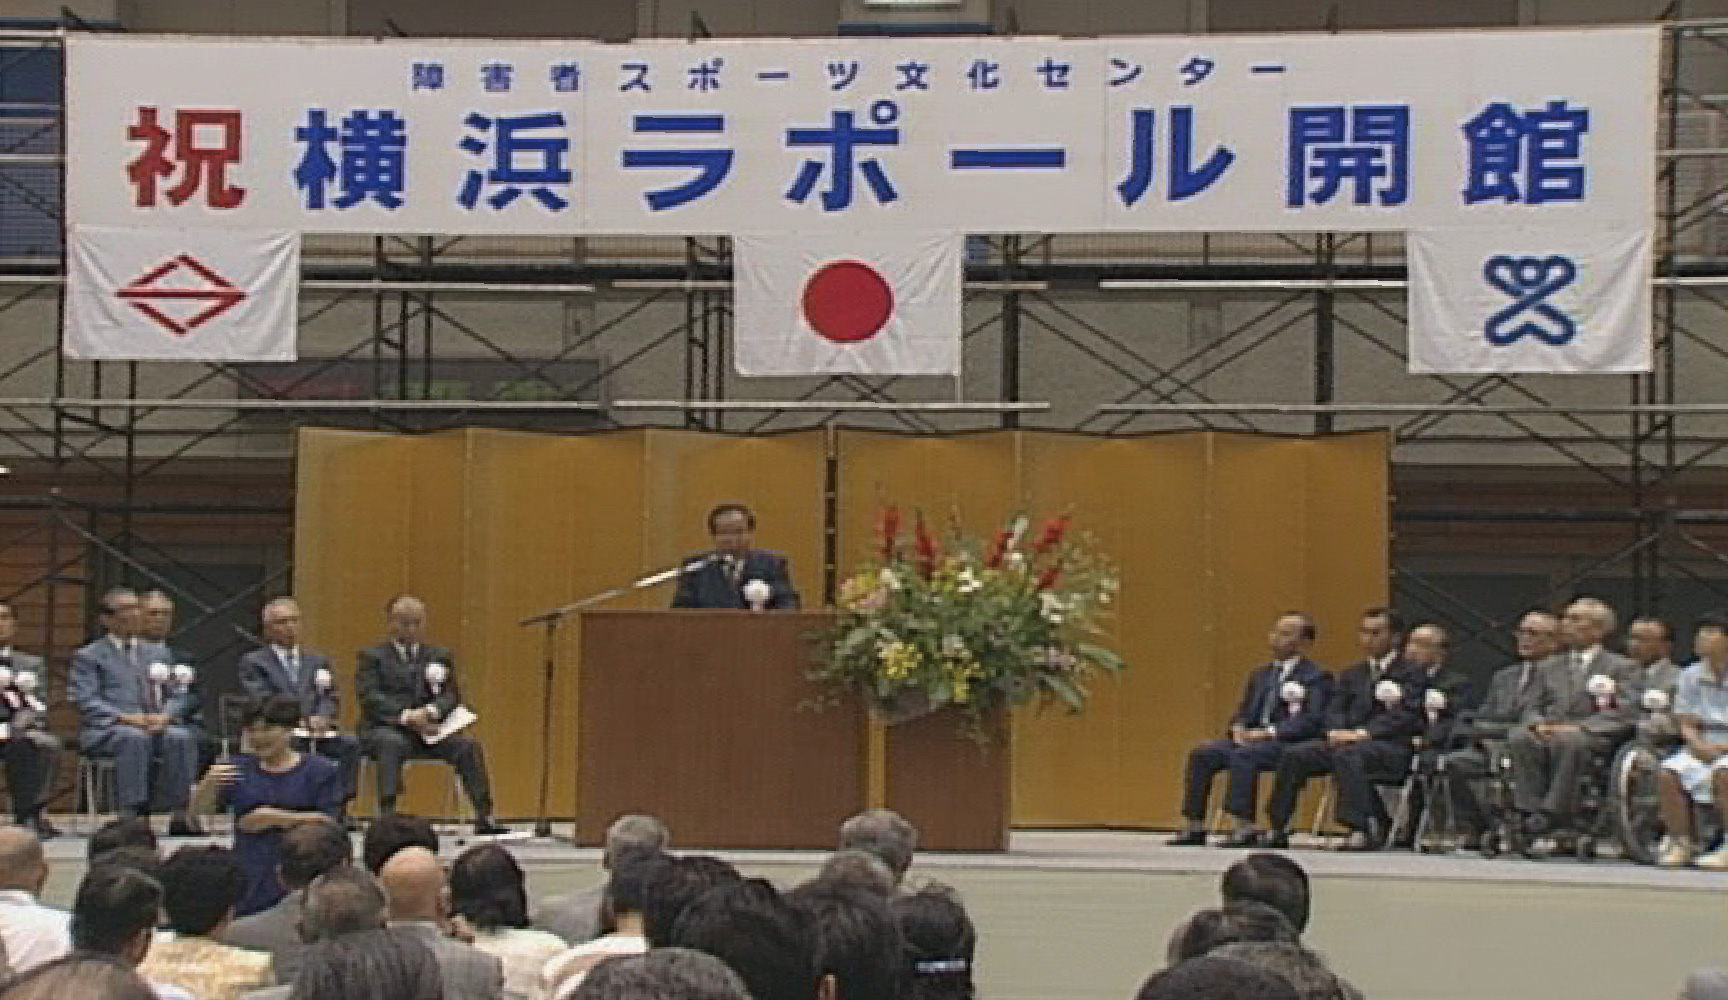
[1440,747,1495,834]
[367,726,493,816]
[83,724,199,812]
[3,731,58,820]
[1266,740,1334,831]
[1508,725,1612,817]
[1182,739,1286,822]
[296,732,362,805]
[1331,740,1412,832]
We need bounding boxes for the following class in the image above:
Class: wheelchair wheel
[1609,743,1664,866]
[1575,835,1595,862]
[1479,829,1501,858]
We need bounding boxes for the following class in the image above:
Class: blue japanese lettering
[786,101,901,212]
[688,58,724,92]
[295,108,408,211]
[622,114,734,211]
[1287,104,1409,208]
[1117,107,1235,207]
[1463,100,1590,205]
[457,111,572,211]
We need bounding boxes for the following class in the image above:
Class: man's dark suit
[671,551,801,610]
[1180,658,1331,824]
[238,645,362,805]
[356,643,493,817]
[1441,660,1547,835]
[0,649,58,824]
[1267,657,1423,835]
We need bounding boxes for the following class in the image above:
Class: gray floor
[42,827,1728,1000]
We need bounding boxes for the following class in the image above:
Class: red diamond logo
[116,254,247,336]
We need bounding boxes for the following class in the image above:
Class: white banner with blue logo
[1407,227,1651,374]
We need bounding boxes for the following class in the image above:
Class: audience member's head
[1210,942,1358,1000]
[362,814,438,874]
[379,847,447,924]
[0,826,48,896]
[1681,968,1728,1000]
[603,814,671,870]
[160,845,246,938]
[838,809,917,884]
[1136,956,1301,1000]
[602,854,661,931]
[787,882,905,1000]
[1220,853,1311,934]
[300,866,388,943]
[891,884,976,1000]
[289,927,442,1000]
[89,845,163,886]
[814,850,897,898]
[88,817,156,864]
[1167,902,1299,965]
[574,948,752,1000]
[280,820,354,893]
[0,953,156,1000]
[642,854,743,947]
[667,878,818,1000]
[450,844,531,933]
[70,864,163,966]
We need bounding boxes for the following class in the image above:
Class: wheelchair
[1605,735,1724,865]
[1478,732,1628,861]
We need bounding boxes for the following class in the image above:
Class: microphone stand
[517,558,714,842]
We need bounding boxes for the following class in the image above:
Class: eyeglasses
[1515,628,1556,638]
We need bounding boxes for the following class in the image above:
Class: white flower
[1586,674,1617,698]
[1374,679,1403,706]
[171,664,195,687]
[0,668,12,689]
[14,671,37,694]
[1642,688,1670,712]
[742,579,773,606]
[1039,592,1066,623]
[879,568,903,591]
[941,635,968,658]
[147,662,171,684]
[1424,688,1448,712]
[425,662,448,686]
[1280,680,1306,704]
[1006,552,1027,571]
[314,668,334,690]
[955,569,981,594]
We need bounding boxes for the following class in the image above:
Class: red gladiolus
[915,515,939,579]
[1037,565,1063,591]
[985,529,1013,569]
[880,505,901,562]
[1034,513,1071,554]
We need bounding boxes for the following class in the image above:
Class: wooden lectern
[576,609,1010,851]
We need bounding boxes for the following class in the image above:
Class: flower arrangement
[814,507,1124,738]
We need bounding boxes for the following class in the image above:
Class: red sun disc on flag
[801,260,894,344]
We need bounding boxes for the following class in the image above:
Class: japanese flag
[733,231,962,376]
[64,225,300,361]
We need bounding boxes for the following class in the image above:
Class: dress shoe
[1260,831,1292,850]
[27,817,60,840]
[1166,830,1209,847]
[473,818,513,836]
[1522,811,1553,836]
[168,814,206,837]
[1339,819,1386,852]
[1218,830,1262,849]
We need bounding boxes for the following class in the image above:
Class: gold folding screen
[295,426,1385,826]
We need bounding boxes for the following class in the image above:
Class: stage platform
[39,825,1728,1000]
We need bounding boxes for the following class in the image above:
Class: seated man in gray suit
[671,503,801,611]
[70,587,204,836]
[238,598,362,822]
[225,820,353,984]
[0,601,61,838]
[241,864,392,1000]
[1509,596,1643,838]
[380,846,505,1000]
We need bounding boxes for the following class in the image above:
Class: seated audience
[642,856,741,948]
[286,928,442,1000]
[0,953,158,1000]
[1166,902,1299,965]
[812,851,897,898]
[224,821,353,983]
[0,826,70,974]
[1659,614,1728,868]
[786,883,904,1000]
[70,862,192,1000]
[538,856,660,1000]
[571,948,751,1000]
[1209,942,1363,1000]
[300,866,389,943]
[1135,956,1300,1000]
[1219,853,1311,935]
[88,816,158,864]
[362,814,438,874]
[891,885,975,1000]
[534,814,668,946]
[380,846,505,1000]
[140,846,273,1000]
[448,844,564,999]
[666,878,818,1000]
[837,809,918,888]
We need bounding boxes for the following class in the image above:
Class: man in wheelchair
[1656,613,1728,869]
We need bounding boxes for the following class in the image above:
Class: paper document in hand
[424,705,477,744]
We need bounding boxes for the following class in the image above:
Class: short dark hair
[1136,956,1301,1000]
[161,846,246,936]
[707,503,756,533]
[243,694,303,729]
[1209,942,1357,1000]
[1362,607,1405,637]
[291,927,441,1000]
[1630,617,1674,642]
[642,854,742,947]
[786,883,905,1000]
[280,821,353,891]
[1221,853,1311,934]
[0,953,157,1000]
[891,884,975,1000]
[1282,613,1318,643]
[575,949,752,1000]
[1696,612,1728,636]
[362,815,438,874]
[606,853,667,917]
[1167,902,1299,964]
[667,879,817,1000]
[98,588,137,617]
[89,817,156,863]
[71,864,163,957]
[813,850,896,898]
[90,846,163,885]
[450,844,530,931]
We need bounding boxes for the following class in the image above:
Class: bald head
[0,826,46,894]
[378,846,445,922]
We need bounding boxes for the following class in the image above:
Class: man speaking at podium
[671,503,801,611]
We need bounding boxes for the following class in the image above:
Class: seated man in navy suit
[1170,613,1331,848]
[671,502,801,611]
[238,597,362,823]
[70,587,204,835]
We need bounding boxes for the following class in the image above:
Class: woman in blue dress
[194,694,343,917]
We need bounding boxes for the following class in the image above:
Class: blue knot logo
[1483,255,1577,346]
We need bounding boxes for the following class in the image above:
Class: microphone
[633,554,718,590]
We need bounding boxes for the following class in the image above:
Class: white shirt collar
[273,644,298,660]
[1274,656,1299,673]
[1577,644,1603,668]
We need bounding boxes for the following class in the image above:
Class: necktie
[136,641,160,713]
[726,556,743,587]
[285,649,300,686]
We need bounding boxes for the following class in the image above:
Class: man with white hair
[837,809,917,887]
[1508,597,1642,838]
[534,814,669,944]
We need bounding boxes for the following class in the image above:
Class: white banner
[64,28,1656,235]
[1407,227,1651,374]
[733,231,961,376]
[65,225,300,361]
